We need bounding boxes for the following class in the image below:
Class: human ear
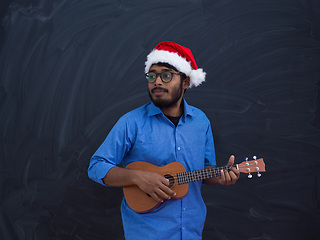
[183,77,190,89]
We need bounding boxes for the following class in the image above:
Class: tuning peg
[248,173,253,179]
[257,172,261,177]
[253,156,257,160]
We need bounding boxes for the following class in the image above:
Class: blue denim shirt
[88,99,216,240]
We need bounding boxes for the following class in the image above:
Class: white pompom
[189,68,206,88]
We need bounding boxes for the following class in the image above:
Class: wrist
[129,169,143,186]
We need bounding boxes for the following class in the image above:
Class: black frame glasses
[145,71,184,83]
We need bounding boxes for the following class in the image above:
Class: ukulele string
[169,165,233,185]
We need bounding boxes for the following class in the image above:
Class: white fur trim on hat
[145,50,206,88]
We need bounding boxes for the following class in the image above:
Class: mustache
[151,87,168,93]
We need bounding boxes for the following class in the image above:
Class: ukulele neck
[176,164,237,185]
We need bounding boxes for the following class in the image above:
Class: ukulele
[123,157,265,213]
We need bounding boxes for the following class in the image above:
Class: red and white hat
[145,41,206,88]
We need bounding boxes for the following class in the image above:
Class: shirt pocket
[129,128,176,166]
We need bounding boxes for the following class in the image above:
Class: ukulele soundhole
[164,174,175,188]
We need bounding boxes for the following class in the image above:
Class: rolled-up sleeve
[204,123,216,168]
[88,115,134,186]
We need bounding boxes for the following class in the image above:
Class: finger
[154,188,171,200]
[227,155,235,166]
[160,183,176,197]
[149,191,164,202]
[228,171,238,184]
[220,170,226,183]
[162,177,171,187]
[224,170,232,184]
[229,167,240,178]
[161,178,176,196]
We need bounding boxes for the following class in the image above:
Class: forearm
[102,166,176,202]
[102,166,142,187]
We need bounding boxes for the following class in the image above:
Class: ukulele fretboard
[176,165,233,185]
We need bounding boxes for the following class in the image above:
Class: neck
[161,98,184,117]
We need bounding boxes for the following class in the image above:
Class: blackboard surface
[0,0,319,239]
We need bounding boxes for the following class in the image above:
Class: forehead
[149,64,175,72]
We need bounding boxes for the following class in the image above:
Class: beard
[149,80,183,109]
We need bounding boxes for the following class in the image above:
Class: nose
[154,74,163,85]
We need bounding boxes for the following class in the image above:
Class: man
[88,41,240,240]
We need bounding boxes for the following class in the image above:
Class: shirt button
[177,147,181,150]
[182,227,185,230]
[183,208,186,211]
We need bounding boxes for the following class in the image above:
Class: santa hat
[145,41,206,88]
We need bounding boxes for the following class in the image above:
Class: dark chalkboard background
[1,0,319,239]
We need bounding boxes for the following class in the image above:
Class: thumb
[227,155,235,166]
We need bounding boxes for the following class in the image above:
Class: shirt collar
[147,99,195,118]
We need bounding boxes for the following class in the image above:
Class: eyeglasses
[145,71,184,83]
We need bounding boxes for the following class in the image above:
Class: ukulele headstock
[237,156,265,178]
